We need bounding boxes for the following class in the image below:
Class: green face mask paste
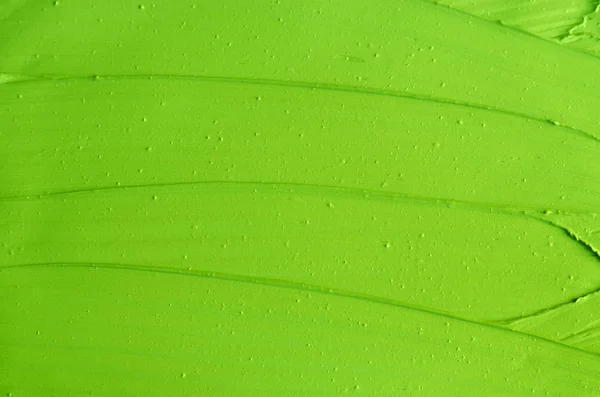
[1,1,599,395]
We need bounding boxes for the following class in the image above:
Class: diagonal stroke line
[1,179,599,322]
[1,72,598,143]
[2,260,600,358]
[498,216,600,325]
[498,286,600,325]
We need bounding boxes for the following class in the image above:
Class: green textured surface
[1,0,599,396]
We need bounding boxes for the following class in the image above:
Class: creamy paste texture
[1,1,599,396]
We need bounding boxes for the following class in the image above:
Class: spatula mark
[2,179,598,260]
[539,216,600,262]
[0,179,596,216]
[497,286,600,326]
[3,261,600,358]
[495,216,600,326]
[428,0,600,60]
[558,2,600,43]
[2,72,598,143]
[2,179,598,323]
[561,321,600,344]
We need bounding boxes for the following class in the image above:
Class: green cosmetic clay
[1,1,599,395]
